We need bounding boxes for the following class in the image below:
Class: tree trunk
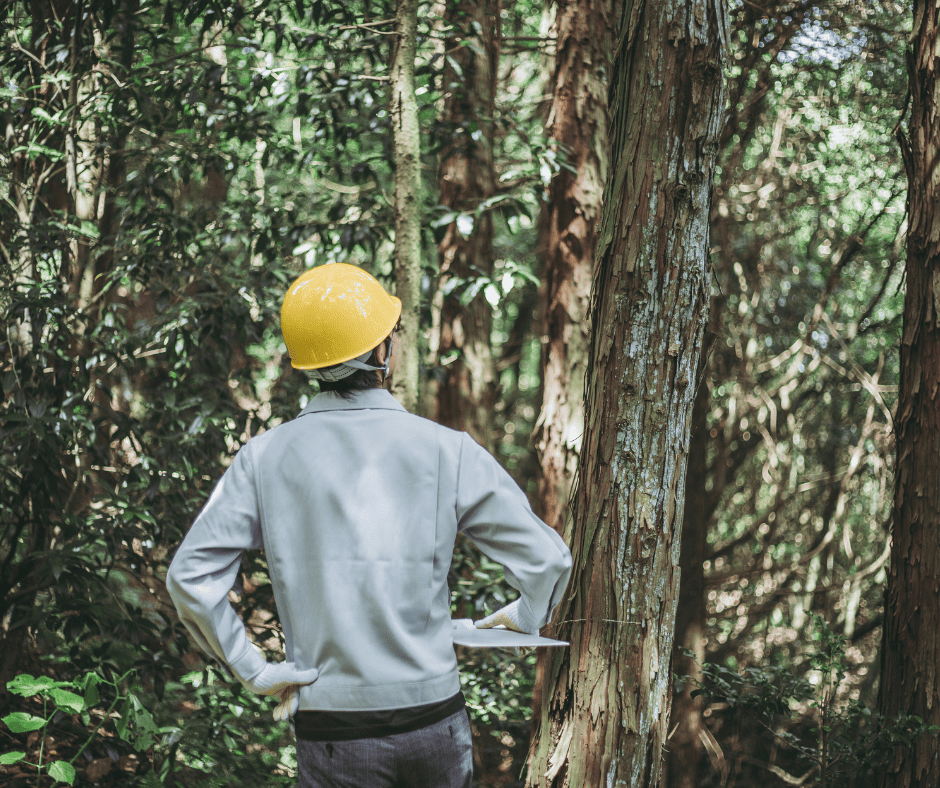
[533,0,613,535]
[530,0,613,741]
[877,2,940,785]
[429,0,499,446]
[526,0,728,785]
[389,0,422,413]
[662,377,709,788]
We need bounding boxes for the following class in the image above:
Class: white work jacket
[166,388,572,712]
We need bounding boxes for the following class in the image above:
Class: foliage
[699,0,908,684]
[0,666,315,786]
[0,0,546,782]
[0,0,922,785]
[449,537,537,726]
[1,670,149,786]
[148,666,299,787]
[686,615,939,787]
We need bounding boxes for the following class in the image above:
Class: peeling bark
[526,0,728,785]
[534,0,613,535]
[530,0,613,746]
[877,3,940,786]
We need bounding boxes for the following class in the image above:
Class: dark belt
[294,692,467,741]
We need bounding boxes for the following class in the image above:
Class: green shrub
[686,614,940,787]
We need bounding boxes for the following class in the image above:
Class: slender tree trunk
[390,0,422,412]
[534,0,613,534]
[662,377,709,788]
[428,0,499,446]
[877,3,940,785]
[526,0,728,785]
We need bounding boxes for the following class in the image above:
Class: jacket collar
[298,388,408,417]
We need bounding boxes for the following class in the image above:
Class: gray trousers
[296,709,473,788]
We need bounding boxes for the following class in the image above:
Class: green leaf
[135,732,156,750]
[514,267,540,287]
[46,219,100,240]
[129,693,158,732]
[115,698,130,741]
[3,712,47,733]
[31,107,64,125]
[180,670,204,687]
[77,220,100,240]
[83,674,100,708]
[440,276,466,297]
[0,751,27,765]
[10,143,65,162]
[49,688,84,714]
[459,278,488,306]
[7,674,56,697]
[445,54,463,79]
[48,760,76,785]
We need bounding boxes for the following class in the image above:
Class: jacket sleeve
[455,433,572,628]
[165,443,267,682]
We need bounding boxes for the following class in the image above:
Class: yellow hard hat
[281,263,402,370]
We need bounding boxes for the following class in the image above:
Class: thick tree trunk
[530,0,613,742]
[526,0,728,785]
[877,3,940,785]
[533,0,613,535]
[430,0,498,446]
[389,0,422,412]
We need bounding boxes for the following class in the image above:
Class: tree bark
[661,376,709,788]
[389,0,422,413]
[530,0,613,742]
[429,0,499,446]
[534,0,613,535]
[877,2,940,785]
[526,0,728,785]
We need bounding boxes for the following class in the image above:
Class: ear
[373,338,389,366]
[372,336,392,364]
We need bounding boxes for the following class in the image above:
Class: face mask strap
[307,334,392,380]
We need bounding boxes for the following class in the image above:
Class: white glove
[475,598,539,635]
[237,662,319,721]
[272,686,303,722]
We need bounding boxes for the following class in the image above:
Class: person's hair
[313,329,396,401]
[315,354,383,401]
